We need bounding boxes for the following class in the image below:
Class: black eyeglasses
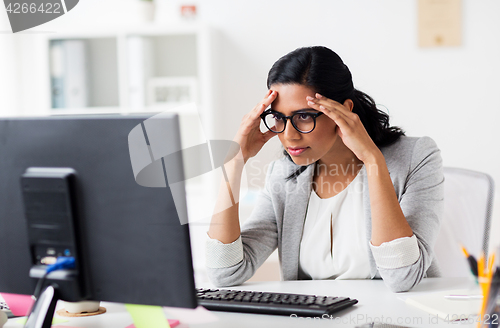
[260,110,324,134]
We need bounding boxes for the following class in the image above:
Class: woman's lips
[287,147,308,156]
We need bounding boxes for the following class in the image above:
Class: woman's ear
[343,99,354,112]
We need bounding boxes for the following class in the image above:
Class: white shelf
[43,23,215,139]
[44,22,208,39]
[48,104,201,116]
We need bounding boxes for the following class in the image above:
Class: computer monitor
[0,114,197,324]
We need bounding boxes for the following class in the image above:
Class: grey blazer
[207,136,444,292]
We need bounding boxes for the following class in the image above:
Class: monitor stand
[25,285,58,328]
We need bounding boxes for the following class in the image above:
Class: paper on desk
[16,317,68,325]
[405,289,482,321]
[125,304,171,328]
[163,305,218,325]
[0,293,34,316]
[126,319,180,328]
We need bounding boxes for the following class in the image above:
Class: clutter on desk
[125,304,172,328]
[56,306,107,317]
[16,316,68,325]
[0,293,34,317]
[126,319,180,328]
[478,247,500,328]
[163,305,219,324]
[405,288,482,321]
[462,245,479,278]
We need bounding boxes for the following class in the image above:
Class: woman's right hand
[234,90,278,163]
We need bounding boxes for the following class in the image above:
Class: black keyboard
[196,288,358,317]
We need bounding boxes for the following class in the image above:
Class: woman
[206,46,443,292]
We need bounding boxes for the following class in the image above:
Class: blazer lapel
[280,164,315,280]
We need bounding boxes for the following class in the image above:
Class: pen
[444,295,483,300]
[461,245,478,277]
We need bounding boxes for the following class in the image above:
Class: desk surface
[3,277,479,328]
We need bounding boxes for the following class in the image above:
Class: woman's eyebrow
[292,108,318,114]
[269,108,318,114]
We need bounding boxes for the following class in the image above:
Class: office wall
[197,0,500,180]
[196,0,500,250]
[1,0,499,265]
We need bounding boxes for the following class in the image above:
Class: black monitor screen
[0,114,197,309]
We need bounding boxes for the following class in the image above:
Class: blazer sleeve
[205,161,279,287]
[375,136,444,292]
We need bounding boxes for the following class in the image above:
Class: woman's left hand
[306,93,382,164]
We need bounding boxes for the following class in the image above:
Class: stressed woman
[206,46,443,292]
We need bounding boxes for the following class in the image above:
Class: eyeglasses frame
[260,109,324,134]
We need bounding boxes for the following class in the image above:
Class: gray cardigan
[207,136,444,292]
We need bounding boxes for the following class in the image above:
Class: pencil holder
[64,301,100,314]
[57,300,107,317]
[478,276,500,328]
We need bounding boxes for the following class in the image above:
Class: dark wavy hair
[266,46,405,180]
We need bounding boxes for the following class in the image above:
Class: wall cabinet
[41,23,216,144]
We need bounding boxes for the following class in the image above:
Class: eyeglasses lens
[264,113,285,133]
[292,113,315,133]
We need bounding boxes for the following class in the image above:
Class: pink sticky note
[163,306,218,325]
[125,319,179,328]
[0,293,35,316]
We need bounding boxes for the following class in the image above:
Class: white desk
[3,278,480,328]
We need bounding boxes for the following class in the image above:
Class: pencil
[461,245,479,277]
[488,253,495,277]
[477,253,488,328]
[482,253,499,328]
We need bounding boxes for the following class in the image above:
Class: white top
[299,167,371,280]
[206,168,421,274]
[298,167,421,280]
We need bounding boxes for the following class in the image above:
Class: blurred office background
[0,0,499,282]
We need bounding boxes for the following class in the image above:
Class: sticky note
[163,305,218,324]
[125,304,171,328]
[0,293,34,316]
[52,318,69,324]
[125,319,179,328]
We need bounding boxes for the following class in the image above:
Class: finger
[314,104,352,133]
[314,93,341,107]
[239,111,263,135]
[263,89,273,100]
[307,100,355,129]
[263,129,277,142]
[250,90,275,115]
[311,94,347,114]
[306,97,351,124]
[250,90,278,119]
[314,93,357,119]
[261,89,278,108]
[252,103,268,117]
[308,94,352,117]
